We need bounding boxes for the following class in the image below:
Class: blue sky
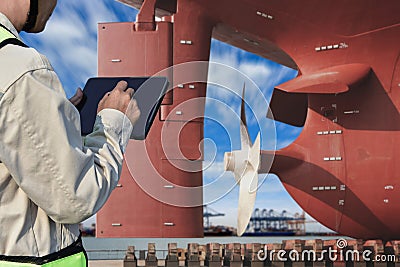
[20,0,331,233]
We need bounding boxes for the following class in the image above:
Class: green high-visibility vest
[0,24,87,267]
[0,25,15,42]
[0,242,87,267]
[0,25,26,48]
[0,252,86,267]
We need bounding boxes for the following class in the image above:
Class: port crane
[203,205,225,228]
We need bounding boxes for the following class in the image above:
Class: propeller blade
[240,83,251,148]
[237,167,259,236]
[224,83,262,236]
[249,132,261,193]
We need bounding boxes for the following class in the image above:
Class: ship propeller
[224,84,261,236]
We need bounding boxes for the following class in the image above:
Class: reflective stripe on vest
[0,251,87,267]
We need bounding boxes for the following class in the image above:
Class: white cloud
[240,61,272,79]
[202,160,239,205]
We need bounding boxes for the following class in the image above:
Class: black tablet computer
[77,77,169,140]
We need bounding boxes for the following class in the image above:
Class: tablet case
[77,77,169,140]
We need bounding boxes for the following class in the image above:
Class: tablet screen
[77,77,169,140]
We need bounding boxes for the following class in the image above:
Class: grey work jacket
[0,13,132,256]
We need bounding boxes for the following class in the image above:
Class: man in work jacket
[0,0,140,266]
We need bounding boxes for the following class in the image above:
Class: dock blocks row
[123,240,400,267]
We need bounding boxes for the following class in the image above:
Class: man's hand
[97,81,141,126]
[69,88,83,106]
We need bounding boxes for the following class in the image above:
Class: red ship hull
[97,0,400,239]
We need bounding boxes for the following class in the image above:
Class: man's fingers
[97,81,140,121]
[126,88,135,97]
[126,99,141,126]
[69,88,82,102]
[114,80,128,92]
[69,87,83,106]
[129,99,138,109]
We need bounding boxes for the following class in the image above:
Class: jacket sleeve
[0,67,133,224]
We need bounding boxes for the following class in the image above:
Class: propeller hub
[224,152,235,172]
